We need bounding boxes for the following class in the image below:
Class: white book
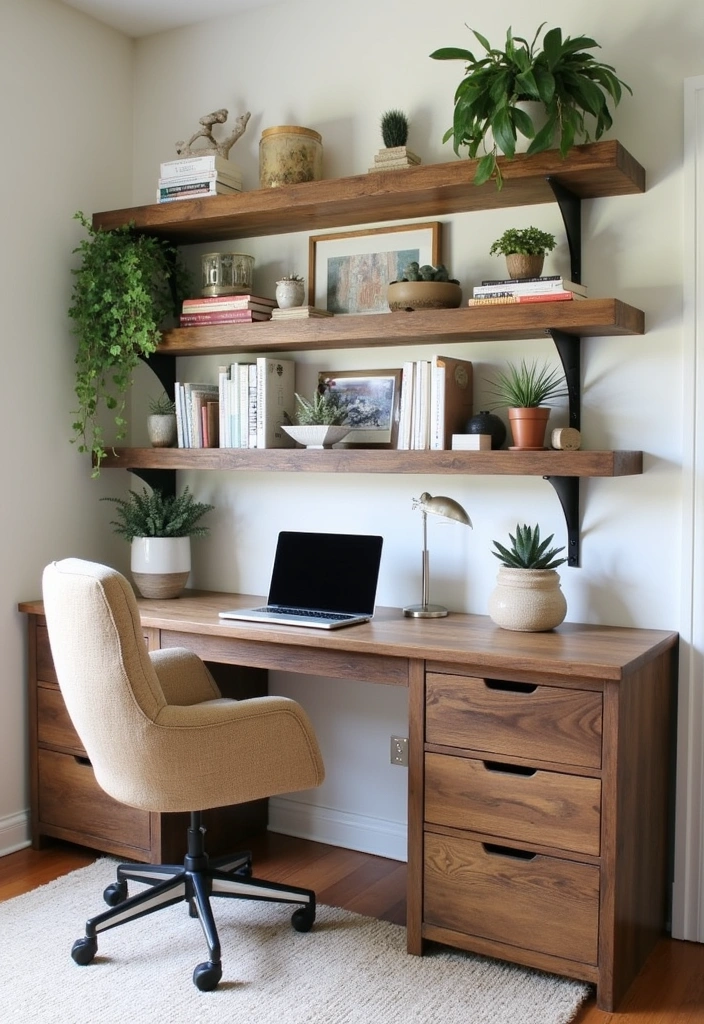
[256,357,295,449]
[239,364,252,448]
[473,277,588,297]
[218,366,229,448]
[174,382,185,448]
[157,169,242,189]
[413,360,430,450]
[247,364,258,448]
[157,180,240,201]
[160,155,242,179]
[430,357,445,451]
[229,363,241,449]
[397,361,415,450]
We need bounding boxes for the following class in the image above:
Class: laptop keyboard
[256,606,355,621]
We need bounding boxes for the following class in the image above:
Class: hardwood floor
[1,835,702,1022]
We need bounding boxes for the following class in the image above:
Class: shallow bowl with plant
[488,522,568,631]
[282,378,351,449]
[388,261,462,311]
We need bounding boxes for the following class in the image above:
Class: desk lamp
[403,492,472,618]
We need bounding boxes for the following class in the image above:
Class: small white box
[451,434,492,451]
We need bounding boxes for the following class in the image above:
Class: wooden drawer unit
[425,751,601,855]
[37,683,84,754]
[424,832,600,965]
[426,672,603,767]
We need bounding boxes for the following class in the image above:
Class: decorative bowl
[387,280,462,312]
[282,424,351,449]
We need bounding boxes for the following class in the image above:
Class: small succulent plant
[294,378,349,426]
[395,261,460,284]
[279,273,304,282]
[492,523,567,570]
[380,109,409,148]
[148,391,176,415]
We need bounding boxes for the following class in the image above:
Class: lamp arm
[421,510,429,610]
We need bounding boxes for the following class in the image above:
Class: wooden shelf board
[100,448,643,478]
[93,141,645,244]
[158,299,644,357]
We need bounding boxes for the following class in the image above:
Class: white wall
[0,0,133,853]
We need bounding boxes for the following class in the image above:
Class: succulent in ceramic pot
[488,523,567,631]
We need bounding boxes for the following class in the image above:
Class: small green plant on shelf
[485,359,568,409]
[492,522,567,570]
[294,378,349,426]
[380,109,409,148]
[394,261,460,284]
[279,273,304,282]
[68,211,190,476]
[489,227,556,257]
[148,392,176,415]
[102,486,214,540]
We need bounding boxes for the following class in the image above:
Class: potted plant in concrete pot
[282,378,351,449]
[68,212,189,476]
[430,23,631,188]
[488,522,567,631]
[102,486,214,598]
[388,261,462,311]
[147,391,177,448]
[489,226,557,280]
[485,358,568,449]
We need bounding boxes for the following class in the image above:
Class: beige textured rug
[0,859,591,1024]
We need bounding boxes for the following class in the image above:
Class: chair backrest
[42,558,169,801]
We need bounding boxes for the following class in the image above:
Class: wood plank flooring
[1,835,702,1023]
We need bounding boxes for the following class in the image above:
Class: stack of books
[270,305,333,320]
[157,154,243,203]
[467,276,588,306]
[180,294,276,326]
[397,355,473,451]
[173,382,220,448]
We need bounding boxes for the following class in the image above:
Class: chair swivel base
[70,814,316,991]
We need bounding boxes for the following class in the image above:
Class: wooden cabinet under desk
[20,591,678,1012]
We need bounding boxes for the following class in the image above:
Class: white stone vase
[488,566,567,632]
[276,279,305,308]
[147,413,177,448]
[130,536,191,599]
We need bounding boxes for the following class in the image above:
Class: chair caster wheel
[291,903,315,932]
[71,935,98,965]
[103,880,128,906]
[193,960,222,991]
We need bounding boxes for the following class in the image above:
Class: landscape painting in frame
[309,223,441,314]
[320,369,402,447]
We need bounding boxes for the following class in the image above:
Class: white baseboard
[268,797,407,862]
[0,809,30,858]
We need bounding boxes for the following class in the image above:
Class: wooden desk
[20,590,678,1012]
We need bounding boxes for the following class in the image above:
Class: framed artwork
[320,369,402,448]
[308,222,442,314]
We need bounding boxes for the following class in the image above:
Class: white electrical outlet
[390,736,409,766]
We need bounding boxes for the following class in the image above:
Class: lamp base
[403,603,449,618]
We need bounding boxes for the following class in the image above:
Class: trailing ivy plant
[68,211,190,475]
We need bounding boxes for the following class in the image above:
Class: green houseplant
[430,23,631,188]
[282,379,351,449]
[103,486,214,599]
[68,212,189,475]
[489,226,556,279]
[147,391,177,448]
[380,109,409,148]
[488,522,568,631]
[485,358,568,449]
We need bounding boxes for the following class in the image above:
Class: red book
[179,310,271,325]
[467,292,575,306]
[182,294,276,309]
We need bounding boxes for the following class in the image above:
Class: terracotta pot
[505,253,544,280]
[387,280,462,311]
[507,407,550,450]
[488,566,567,632]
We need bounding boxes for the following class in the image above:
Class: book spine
[182,294,276,308]
[218,366,229,448]
[475,278,587,296]
[174,382,184,448]
[160,155,236,178]
[158,179,238,197]
[157,170,242,188]
[467,292,574,305]
[397,362,414,450]
[239,366,251,448]
[229,365,241,449]
[480,275,562,285]
[256,357,295,448]
[180,303,273,316]
[179,311,269,325]
[248,364,258,448]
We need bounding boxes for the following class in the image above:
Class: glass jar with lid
[200,252,254,297]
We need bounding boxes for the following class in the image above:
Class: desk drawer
[36,624,58,685]
[426,673,602,768]
[37,684,85,755]
[424,832,599,965]
[425,752,601,855]
[38,748,151,851]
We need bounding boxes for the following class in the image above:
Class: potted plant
[485,358,568,449]
[489,226,557,280]
[430,23,631,188]
[68,211,190,476]
[275,273,306,309]
[380,109,409,148]
[388,262,462,311]
[102,486,214,599]
[488,522,567,631]
[281,378,351,449]
[147,392,177,448]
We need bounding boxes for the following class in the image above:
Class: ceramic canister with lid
[259,126,323,188]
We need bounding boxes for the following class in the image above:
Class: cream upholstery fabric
[41,559,325,813]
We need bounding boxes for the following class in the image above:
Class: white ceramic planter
[147,413,177,448]
[281,424,351,449]
[130,536,191,599]
[275,279,305,308]
[488,566,567,632]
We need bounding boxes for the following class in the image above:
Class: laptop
[218,531,384,630]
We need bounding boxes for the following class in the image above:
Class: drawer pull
[73,755,92,768]
[484,679,537,694]
[483,842,536,861]
[483,760,537,777]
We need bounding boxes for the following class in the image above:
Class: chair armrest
[150,648,221,705]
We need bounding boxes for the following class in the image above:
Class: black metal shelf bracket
[544,475,580,568]
[547,328,581,430]
[130,468,177,498]
[546,176,581,284]
[133,352,178,496]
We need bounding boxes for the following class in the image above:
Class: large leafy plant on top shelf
[430,23,631,188]
[68,212,190,476]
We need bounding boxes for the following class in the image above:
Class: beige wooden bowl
[387,280,462,312]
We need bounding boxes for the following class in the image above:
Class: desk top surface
[20,589,678,682]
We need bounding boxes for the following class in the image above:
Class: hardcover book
[256,357,295,449]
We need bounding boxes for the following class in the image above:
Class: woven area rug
[0,859,591,1024]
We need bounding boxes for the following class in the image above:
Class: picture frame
[320,368,402,448]
[308,222,442,314]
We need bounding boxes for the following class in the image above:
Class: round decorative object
[130,536,191,599]
[281,424,351,449]
[551,426,582,450]
[387,280,462,312]
[488,566,567,632]
[276,279,306,308]
[201,252,254,297]
[505,253,545,280]
[147,413,177,448]
[464,410,507,450]
[259,126,323,188]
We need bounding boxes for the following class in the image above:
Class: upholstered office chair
[41,558,325,991]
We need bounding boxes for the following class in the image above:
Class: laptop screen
[268,532,383,615]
